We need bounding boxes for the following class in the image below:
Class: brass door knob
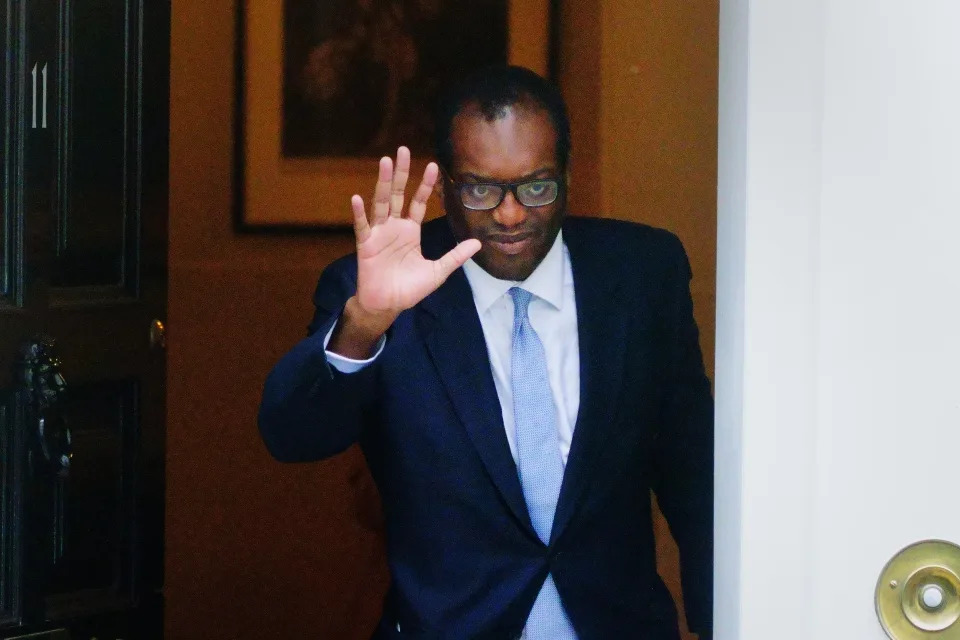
[149,319,166,349]
[876,539,960,639]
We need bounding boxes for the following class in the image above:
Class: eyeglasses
[448,177,562,211]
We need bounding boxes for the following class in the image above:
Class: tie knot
[509,287,533,320]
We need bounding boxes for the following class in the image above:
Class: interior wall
[560,0,718,378]
[167,2,386,638]
[166,1,717,638]
[559,1,718,638]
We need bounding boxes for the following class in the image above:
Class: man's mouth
[486,233,533,256]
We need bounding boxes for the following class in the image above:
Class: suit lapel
[550,220,630,544]
[415,218,630,545]
[417,223,536,539]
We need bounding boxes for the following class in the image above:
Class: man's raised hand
[351,146,480,315]
[329,147,481,359]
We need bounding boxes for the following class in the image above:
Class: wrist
[326,296,396,360]
[344,296,397,338]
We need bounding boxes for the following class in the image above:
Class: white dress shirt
[460,232,580,464]
[325,231,580,465]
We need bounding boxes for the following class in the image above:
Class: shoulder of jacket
[565,216,683,253]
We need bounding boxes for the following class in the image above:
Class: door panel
[716,1,960,638]
[0,395,23,627]
[45,381,137,608]
[52,0,134,292]
[1,0,11,303]
[0,0,168,638]
[22,1,59,306]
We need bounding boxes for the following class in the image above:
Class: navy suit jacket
[259,216,714,639]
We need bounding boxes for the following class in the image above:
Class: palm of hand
[355,216,444,313]
[350,148,480,318]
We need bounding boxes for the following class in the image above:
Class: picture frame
[235,0,554,231]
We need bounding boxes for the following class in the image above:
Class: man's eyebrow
[459,168,556,182]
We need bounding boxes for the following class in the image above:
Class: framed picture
[235,0,554,230]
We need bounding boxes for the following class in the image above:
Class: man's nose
[492,190,527,227]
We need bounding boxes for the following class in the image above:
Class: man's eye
[468,185,491,198]
[526,181,548,195]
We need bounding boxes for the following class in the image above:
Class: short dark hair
[433,65,571,174]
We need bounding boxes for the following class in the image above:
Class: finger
[371,156,393,224]
[409,162,440,224]
[390,146,411,218]
[351,194,371,244]
[433,238,482,287]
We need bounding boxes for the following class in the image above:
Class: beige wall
[560,0,718,378]
[167,2,386,638]
[166,1,717,638]
[562,2,718,638]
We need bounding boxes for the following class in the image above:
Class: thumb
[433,239,482,286]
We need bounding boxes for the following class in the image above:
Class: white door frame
[715,1,960,638]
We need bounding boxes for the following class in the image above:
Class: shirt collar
[462,230,566,313]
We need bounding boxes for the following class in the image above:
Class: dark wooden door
[1,1,169,638]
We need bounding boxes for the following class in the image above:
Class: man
[259,65,713,639]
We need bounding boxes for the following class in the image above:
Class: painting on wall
[282,0,507,158]
[236,0,551,229]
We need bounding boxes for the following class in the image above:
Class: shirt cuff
[323,317,386,373]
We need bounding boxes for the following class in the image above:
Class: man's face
[441,103,566,281]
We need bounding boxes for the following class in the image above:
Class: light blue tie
[509,287,577,640]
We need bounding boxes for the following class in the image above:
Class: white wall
[717,1,960,638]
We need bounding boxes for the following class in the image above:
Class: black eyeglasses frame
[444,175,564,211]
